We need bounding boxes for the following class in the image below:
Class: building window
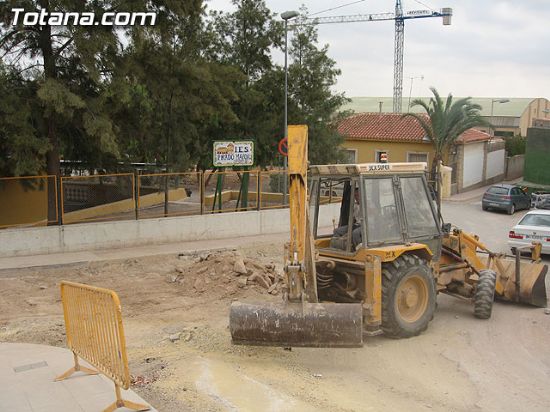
[375,150,389,163]
[344,149,357,163]
[407,152,429,163]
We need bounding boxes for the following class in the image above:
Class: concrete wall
[505,155,525,180]
[462,142,485,188]
[0,204,341,257]
[486,149,505,179]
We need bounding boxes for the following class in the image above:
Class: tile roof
[338,112,490,144]
[458,128,492,143]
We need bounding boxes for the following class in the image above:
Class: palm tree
[403,87,489,206]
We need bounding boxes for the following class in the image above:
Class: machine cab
[308,162,442,259]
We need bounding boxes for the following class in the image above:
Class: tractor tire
[381,254,436,338]
[474,269,497,319]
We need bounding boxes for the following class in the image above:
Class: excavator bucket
[229,301,363,348]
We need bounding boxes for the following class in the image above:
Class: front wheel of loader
[474,269,496,319]
[382,255,436,338]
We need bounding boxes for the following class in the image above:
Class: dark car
[482,184,530,214]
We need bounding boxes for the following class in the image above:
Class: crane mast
[393,0,405,113]
[293,2,453,113]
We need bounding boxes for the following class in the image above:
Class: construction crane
[294,1,452,113]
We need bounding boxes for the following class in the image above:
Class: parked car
[531,192,550,209]
[508,210,550,255]
[482,184,531,214]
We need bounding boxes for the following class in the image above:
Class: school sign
[213,141,254,167]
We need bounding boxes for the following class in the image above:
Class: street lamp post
[407,75,423,112]
[281,10,299,206]
[490,98,510,137]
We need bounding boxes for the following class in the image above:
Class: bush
[505,136,526,156]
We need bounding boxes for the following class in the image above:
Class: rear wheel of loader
[381,255,436,338]
[474,269,496,319]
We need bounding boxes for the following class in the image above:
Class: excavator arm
[229,125,363,347]
[286,125,318,303]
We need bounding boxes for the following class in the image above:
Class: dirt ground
[1,240,550,412]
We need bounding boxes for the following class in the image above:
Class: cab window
[364,178,401,244]
[401,176,439,238]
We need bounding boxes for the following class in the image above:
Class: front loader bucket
[229,301,363,348]
[526,264,548,307]
[492,258,548,307]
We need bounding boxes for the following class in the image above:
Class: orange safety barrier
[55,281,149,412]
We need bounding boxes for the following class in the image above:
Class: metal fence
[137,172,201,219]
[56,281,149,411]
[0,170,293,229]
[61,173,135,224]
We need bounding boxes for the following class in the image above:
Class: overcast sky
[206,0,550,99]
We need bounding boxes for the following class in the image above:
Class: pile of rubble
[167,250,285,296]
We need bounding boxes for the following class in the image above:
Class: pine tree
[288,11,350,164]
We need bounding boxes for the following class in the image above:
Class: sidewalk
[0,231,289,271]
[445,178,521,203]
[0,343,157,412]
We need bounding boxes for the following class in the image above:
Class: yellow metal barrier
[56,281,149,412]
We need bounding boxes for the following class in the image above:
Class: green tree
[114,16,239,172]
[203,0,285,168]
[0,1,205,221]
[404,87,488,205]
[211,0,282,83]
[0,64,49,176]
[1,1,124,221]
[505,135,526,156]
[288,13,350,164]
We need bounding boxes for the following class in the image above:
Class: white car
[508,210,550,255]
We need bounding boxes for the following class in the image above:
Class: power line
[308,0,367,17]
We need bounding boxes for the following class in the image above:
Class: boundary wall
[0,204,340,257]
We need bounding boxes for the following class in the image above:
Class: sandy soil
[1,241,550,412]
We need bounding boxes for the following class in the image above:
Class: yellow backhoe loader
[229,125,547,348]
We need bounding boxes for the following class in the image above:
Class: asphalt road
[442,196,550,263]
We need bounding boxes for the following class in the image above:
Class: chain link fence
[203,170,259,213]
[259,170,289,210]
[61,173,135,224]
[137,172,201,219]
